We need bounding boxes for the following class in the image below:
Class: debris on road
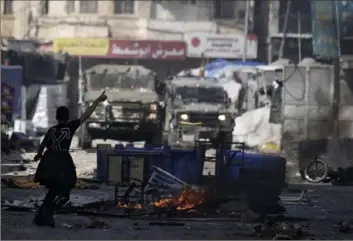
[85,217,110,229]
[148,221,184,226]
[62,217,110,230]
[1,176,101,189]
[272,234,293,240]
[2,193,110,209]
[131,222,149,230]
[253,221,312,240]
[333,221,353,233]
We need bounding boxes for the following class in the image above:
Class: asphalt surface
[3,181,353,239]
[0,138,349,240]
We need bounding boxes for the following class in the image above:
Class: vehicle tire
[145,131,162,147]
[304,158,329,183]
[78,124,92,149]
[152,131,163,147]
[217,132,232,149]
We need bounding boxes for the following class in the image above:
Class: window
[66,0,75,14]
[114,0,135,14]
[214,0,235,19]
[80,0,98,14]
[40,0,49,15]
[3,0,13,14]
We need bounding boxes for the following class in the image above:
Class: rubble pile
[2,176,100,189]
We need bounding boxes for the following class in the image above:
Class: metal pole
[297,11,302,62]
[333,0,341,137]
[78,55,83,104]
[242,0,249,62]
[21,86,27,120]
[77,17,84,111]
[279,0,291,59]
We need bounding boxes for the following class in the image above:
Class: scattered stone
[273,234,293,240]
[333,222,352,233]
[85,217,109,229]
[241,209,263,223]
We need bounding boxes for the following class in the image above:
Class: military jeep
[78,64,165,149]
[163,77,235,147]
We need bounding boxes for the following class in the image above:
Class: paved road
[2,184,353,239]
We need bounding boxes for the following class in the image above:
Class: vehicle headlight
[148,113,157,120]
[150,104,157,111]
[180,114,189,120]
[218,114,226,121]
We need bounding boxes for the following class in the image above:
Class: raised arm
[79,90,107,123]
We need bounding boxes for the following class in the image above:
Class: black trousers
[38,183,71,217]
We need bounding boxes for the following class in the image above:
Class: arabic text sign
[184,32,258,59]
[108,40,186,60]
[53,38,109,56]
[311,1,339,58]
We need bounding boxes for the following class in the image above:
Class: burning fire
[117,201,142,209]
[152,188,205,210]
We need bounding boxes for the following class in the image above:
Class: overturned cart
[96,142,287,217]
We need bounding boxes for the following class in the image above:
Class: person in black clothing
[32,91,107,227]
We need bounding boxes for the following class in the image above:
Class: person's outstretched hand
[97,91,107,102]
[33,154,42,162]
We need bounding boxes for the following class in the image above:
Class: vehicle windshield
[89,71,155,90]
[175,86,226,104]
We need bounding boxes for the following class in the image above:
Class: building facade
[1,0,258,72]
[1,0,253,40]
[265,0,313,63]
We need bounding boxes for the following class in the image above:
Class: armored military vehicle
[163,76,235,147]
[78,64,165,148]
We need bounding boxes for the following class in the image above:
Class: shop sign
[108,40,186,60]
[184,32,258,59]
[53,38,109,56]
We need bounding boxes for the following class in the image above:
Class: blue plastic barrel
[216,150,286,182]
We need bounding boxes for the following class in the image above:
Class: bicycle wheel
[304,158,329,183]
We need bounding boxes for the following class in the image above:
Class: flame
[152,188,205,210]
[117,201,142,209]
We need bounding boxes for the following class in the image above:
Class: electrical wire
[277,64,306,101]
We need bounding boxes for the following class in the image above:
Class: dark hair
[56,106,69,122]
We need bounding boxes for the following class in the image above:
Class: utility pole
[242,0,250,62]
[333,0,341,137]
[77,17,84,111]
